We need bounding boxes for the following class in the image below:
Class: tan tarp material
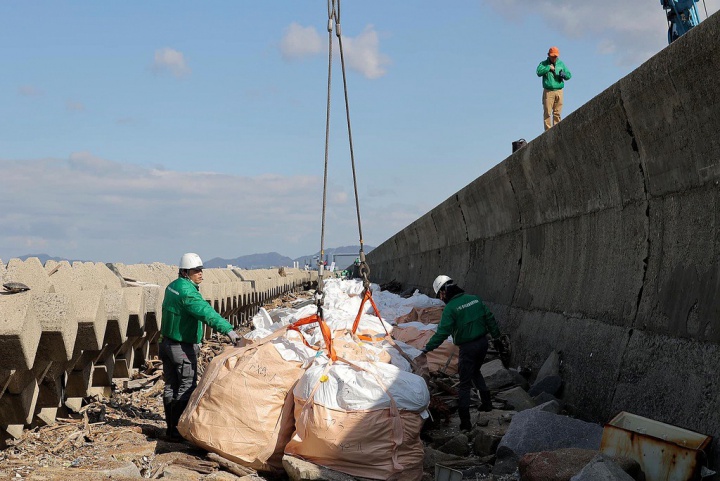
[285,359,428,480]
[177,339,306,472]
[333,335,393,364]
[395,306,444,325]
[284,400,425,481]
[392,325,459,375]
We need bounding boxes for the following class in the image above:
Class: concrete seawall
[368,11,720,460]
[0,259,316,445]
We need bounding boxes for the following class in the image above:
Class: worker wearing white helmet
[420,275,506,432]
[159,252,240,441]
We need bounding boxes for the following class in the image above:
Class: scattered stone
[481,359,516,390]
[98,460,143,478]
[571,454,635,481]
[282,455,357,481]
[422,447,467,470]
[519,448,598,481]
[533,391,564,408]
[535,350,561,381]
[492,410,603,476]
[438,433,470,456]
[496,386,536,411]
[509,368,530,391]
[473,428,505,457]
[532,400,561,414]
[161,464,204,480]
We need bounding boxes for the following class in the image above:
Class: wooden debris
[170,456,218,474]
[207,452,257,477]
[123,372,162,391]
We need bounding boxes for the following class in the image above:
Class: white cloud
[280,23,390,79]
[0,154,379,263]
[484,0,720,66]
[341,25,390,79]
[152,47,191,78]
[18,85,43,97]
[280,22,324,59]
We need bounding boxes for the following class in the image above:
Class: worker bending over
[419,275,506,432]
[160,252,240,441]
[537,46,572,131]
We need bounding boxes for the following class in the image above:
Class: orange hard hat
[548,46,560,57]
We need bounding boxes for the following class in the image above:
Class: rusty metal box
[600,411,712,481]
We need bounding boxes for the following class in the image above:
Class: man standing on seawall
[419,275,506,432]
[537,46,572,131]
[160,252,240,441]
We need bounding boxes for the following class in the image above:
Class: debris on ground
[0,282,644,481]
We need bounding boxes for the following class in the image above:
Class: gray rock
[509,368,530,391]
[161,465,202,480]
[533,391,563,408]
[438,433,470,456]
[205,472,248,481]
[529,374,563,397]
[422,447,467,470]
[492,410,603,476]
[535,350,561,381]
[473,429,504,456]
[98,461,142,478]
[481,359,516,390]
[282,455,357,481]
[571,454,635,481]
[519,448,598,481]
[496,386,536,412]
[531,400,561,414]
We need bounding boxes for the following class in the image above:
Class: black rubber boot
[459,407,472,432]
[170,400,189,439]
[163,400,177,438]
[479,390,493,412]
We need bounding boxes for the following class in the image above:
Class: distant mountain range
[204,245,374,269]
[9,246,374,270]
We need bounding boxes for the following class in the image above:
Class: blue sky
[2,1,718,265]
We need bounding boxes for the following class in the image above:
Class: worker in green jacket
[159,252,239,441]
[419,275,505,432]
[537,46,572,131]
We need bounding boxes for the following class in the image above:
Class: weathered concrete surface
[34,292,78,362]
[1,256,313,443]
[367,10,720,465]
[0,292,42,370]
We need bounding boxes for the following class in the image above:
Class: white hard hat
[432,275,452,296]
[179,253,203,270]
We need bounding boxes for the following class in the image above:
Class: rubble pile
[0,281,646,480]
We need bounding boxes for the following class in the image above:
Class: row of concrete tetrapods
[0,257,317,447]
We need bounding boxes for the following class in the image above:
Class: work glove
[227,330,240,346]
[492,338,505,354]
[558,70,567,80]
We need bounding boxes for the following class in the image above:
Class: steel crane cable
[315,0,336,307]
[319,0,371,296]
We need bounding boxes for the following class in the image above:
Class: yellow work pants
[543,88,563,131]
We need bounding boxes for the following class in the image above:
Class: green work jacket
[536,58,572,90]
[424,293,500,352]
[161,277,233,344]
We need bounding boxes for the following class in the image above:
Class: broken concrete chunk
[496,386,536,412]
[481,359,515,390]
[492,410,604,476]
[519,448,598,481]
[570,453,635,481]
